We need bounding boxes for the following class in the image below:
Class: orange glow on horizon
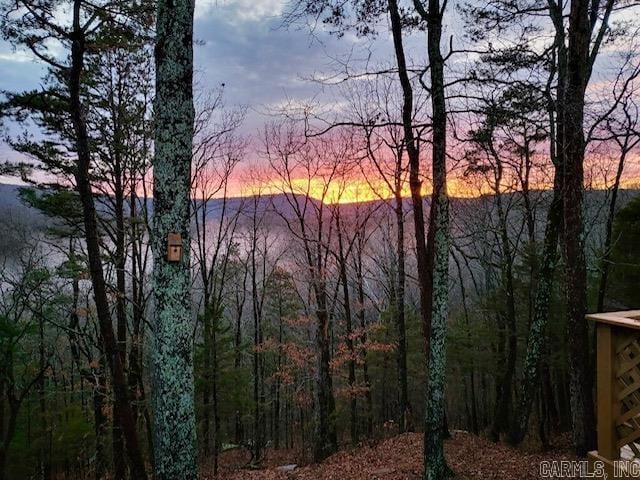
[233,174,640,205]
[240,176,520,204]
[253,177,411,204]
[215,151,640,204]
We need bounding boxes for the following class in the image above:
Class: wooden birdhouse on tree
[167,233,183,263]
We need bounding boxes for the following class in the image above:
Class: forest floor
[211,430,579,479]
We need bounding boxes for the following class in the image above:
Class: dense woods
[1,0,640,479]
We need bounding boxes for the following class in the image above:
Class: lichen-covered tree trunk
[152,0,197,478]
[423,1,450,477]
[424,201,450,480]
[509,3,567,444]
[510,173,563,444]
[388,0,450,475]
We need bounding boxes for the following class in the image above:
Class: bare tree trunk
[69,1,147,477]
[113,149,127,480]
[388,0,431,366]
[274,301,283,449]
[394,194,411,433]
[355,237,374,438]
[93,368,108,480]
[336,210,358,443]
[0,397,20,480]
[563,0,596,455]
[234,302,244,444]
[211,306,221,476]
[490,312,507,442]
[251,242,262,464]
[453,254,478,434]
[38,307,51,480]
[491,163,517,441]
[313,296,338,460]
[151,0,198,477]
[202,310,212,456]
[597,147,629,311]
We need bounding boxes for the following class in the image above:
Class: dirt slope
[212,431,578,479]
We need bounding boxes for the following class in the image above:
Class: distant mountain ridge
[1,181,639,222]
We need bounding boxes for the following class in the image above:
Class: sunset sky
[1,0,639,203]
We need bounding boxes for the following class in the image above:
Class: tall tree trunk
[563,0,596,455]
[313,291,338,461]
[394,194,411,433]
[597,146,629,311]
[490,313,507,441]
[38,307,51,480]
[69,1,147,477]
[422,1,450,477]
[510,177,563,444]
[152,0,198,477]
[388,0,431,367]
[202,310,212,456]
[211,305,221,476]
[274,301,283,449]
[355,239,374,438]
[306,208,337,461]
[93,368,108,480]
[113,149,127,480]
[388,0,450,476]
[128,188,154,465]
[251,244,262,464]
[453,254,478,434]
[234,294,244,444]
[491,163,518,440]
[509,5,566,443]
[0,395,20,480]
[336,211,358,443]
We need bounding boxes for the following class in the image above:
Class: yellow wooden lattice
[615,332,640,457]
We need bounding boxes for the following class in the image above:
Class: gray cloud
[193,0,363,129]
